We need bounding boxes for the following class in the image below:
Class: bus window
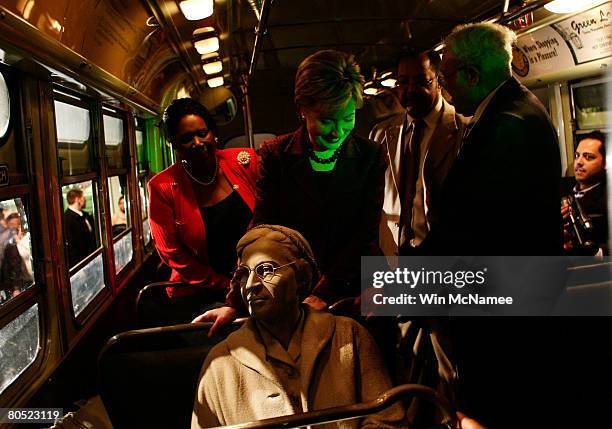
[571,77,609,131]
[0,198,34,305]
[0,63,46,398]
[0,71,9,140]
[0,67,27,183]
[135,127,147,173]
[54,98,92,176]
[69,253,104,316]
[61,182,100,268]
[61,181,104,315]
[0,303,39,394]
[108,175,132,273]
[103,112,126,170]
[139,179,151,248]
[136,117,152,249]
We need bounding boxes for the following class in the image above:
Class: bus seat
[209,383,455,428]
[136,281,223,328]
[97,320,245,429]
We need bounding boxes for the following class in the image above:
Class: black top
[251,127,387,305]
[200,190,251,277]
[312,169,334,196]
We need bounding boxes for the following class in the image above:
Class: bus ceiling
[0,0,608,116]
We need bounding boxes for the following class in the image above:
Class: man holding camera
[562,131,608,255]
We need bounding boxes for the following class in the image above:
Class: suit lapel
[384,123,404,195]
[424,100,461,170]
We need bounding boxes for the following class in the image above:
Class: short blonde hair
[445,22,516,78]
[294,50,364,114]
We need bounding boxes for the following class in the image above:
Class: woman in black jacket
[196,49,386,328]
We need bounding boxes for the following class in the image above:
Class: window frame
[53,88,112,325]
[101,105,136,282]
[0,65,51,400]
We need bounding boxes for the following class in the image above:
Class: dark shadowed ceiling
[232,0,534,81]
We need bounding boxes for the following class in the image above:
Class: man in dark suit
[64,188,97,267]
[562,131,608,255]
[425,23,568,428]
[431,24,561,255]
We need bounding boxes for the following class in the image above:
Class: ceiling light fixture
[364,86,378,96]
[207,76,224,88]
[203,60,223,75]
[378,71,396,88]
[544,0,599,14]
[179,0,214,20]
[193,27,219,55]
[381,78,397,88]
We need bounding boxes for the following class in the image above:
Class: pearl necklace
[308,141,345,164]
[181,158,218,186]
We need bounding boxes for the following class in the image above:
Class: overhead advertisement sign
[512,1,612,79]
[512,26,575,78]
[552,1,612,64]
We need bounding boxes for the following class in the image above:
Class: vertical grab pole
[241,74,255,149]
[242,0,273,149]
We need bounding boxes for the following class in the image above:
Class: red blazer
[148,148,258,297]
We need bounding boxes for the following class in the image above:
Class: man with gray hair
[429,22,561,254]
[426,23,563,428]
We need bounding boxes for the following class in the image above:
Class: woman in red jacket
[148,98,258,322]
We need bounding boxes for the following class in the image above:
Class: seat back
[136,281,222,328]
[98,320,244,429]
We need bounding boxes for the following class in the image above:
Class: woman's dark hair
[162,98,217,146]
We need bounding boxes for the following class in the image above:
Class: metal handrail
[216,384,455,429]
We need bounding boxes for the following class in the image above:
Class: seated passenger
[561,131,608,255]
[148,98,258,322]
[191,225,405,429]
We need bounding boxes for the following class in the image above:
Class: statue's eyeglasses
[233,261,297,286]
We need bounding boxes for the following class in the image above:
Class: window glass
[113,231,133,273]
[0,69,26,182]
[54,100,92,175]
[70,253,105,316]
[0,303,39,393]
[108,175,129,238]
[0,72,9,139]
[143,218,151,247]
[136,128,145,171]
[103,115,123,146]
[572,80,607,130]
[103,114,125,169]
[0,198,34,305]
[135,129,143,147]
[61,181,99,268]
[139,179,148,220]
